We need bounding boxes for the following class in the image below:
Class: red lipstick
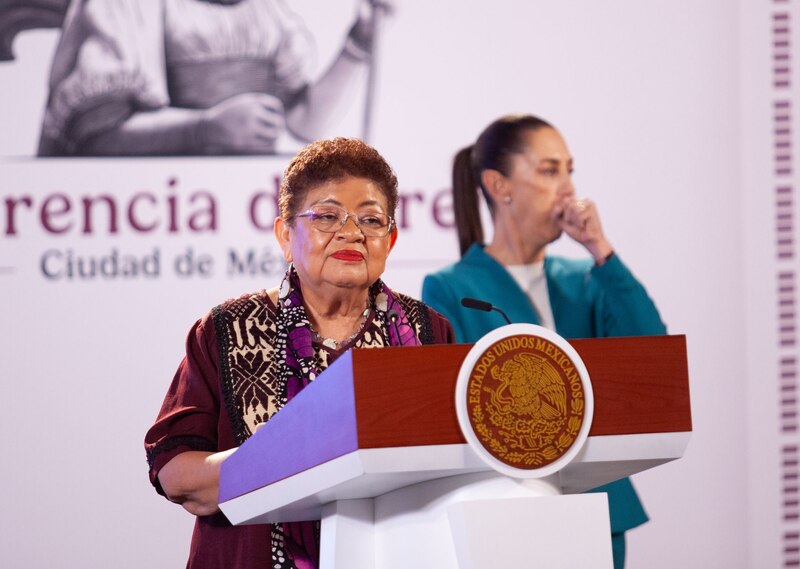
[332,250,364,262]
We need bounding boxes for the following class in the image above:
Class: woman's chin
[324,272,373,290]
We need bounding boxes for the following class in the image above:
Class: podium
[219,335,691,568]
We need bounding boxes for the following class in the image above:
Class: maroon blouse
[145,290,455,568]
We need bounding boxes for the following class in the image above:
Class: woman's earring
[503,195,512,205]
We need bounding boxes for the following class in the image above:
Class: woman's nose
[559,177,576,197]
[336,215,365,238]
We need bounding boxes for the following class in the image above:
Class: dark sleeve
[426,305,457,345]
[144,313,222,496]
[590,253,667,337]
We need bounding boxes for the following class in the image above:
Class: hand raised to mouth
[552,197,614,262]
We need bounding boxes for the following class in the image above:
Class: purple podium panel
[219,350,360,504]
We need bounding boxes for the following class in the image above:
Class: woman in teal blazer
[422,114,666,569]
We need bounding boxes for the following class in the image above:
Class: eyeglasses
[294,204,395,237]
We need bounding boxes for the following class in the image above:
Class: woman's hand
[199,93,285,154]
[553,198,614,262]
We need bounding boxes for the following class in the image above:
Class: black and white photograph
[2,0,388,157]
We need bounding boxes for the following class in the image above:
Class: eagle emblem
[466,334,586,469]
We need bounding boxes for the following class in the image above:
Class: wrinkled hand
[200,93,285,155]
[552,197,614,261]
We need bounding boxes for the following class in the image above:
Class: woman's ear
[273,217,293,263]
[480,169,508,203]
[387,228,398,253]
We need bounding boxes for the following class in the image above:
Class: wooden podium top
[353,335,691,448]
[219,335,691,525]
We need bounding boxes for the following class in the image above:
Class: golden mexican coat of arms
[466,334,586,469]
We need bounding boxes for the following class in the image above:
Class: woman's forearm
[157,448,236,517]
[285,52,369,142]
[80,107,209,155]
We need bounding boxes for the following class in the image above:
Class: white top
[41,0,313,145]
[505,261,556,331]
[165,0,313,65]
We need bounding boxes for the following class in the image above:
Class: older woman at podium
[145,137,454,569]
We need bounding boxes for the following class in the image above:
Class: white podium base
[320,471,613,569]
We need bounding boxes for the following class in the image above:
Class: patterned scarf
[273,266,421,569]
[276,265,421,401]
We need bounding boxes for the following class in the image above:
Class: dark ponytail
[453,145,483,256]
[451,114,553,256]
